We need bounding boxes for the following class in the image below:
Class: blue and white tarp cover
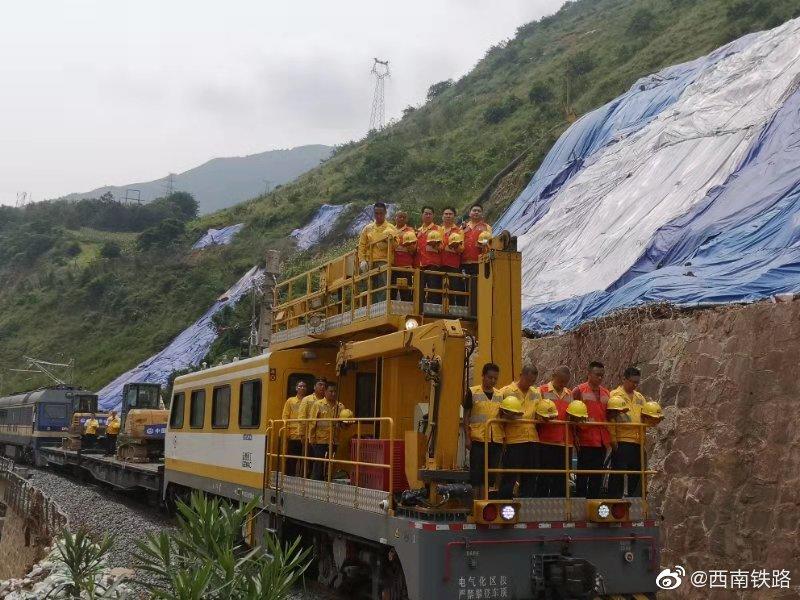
[291,203,397,250]
[192,223,245,250]
[98,266,264,411]
[495,18,800,333]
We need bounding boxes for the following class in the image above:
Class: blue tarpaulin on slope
[493,18,800,332]
[97,266,264,412]
[192,223,245,250]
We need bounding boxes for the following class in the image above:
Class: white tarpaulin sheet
[191,223,245,249]
[291,204,349,250]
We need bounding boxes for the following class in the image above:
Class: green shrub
[528,81,555,104]
[483,95,523,124]
[100,241,122,259]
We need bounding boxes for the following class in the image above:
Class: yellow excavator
[62,391,107,452]
[116,382,169,462]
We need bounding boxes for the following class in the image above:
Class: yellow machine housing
[116,382,167,462]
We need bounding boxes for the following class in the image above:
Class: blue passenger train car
[0,386,96,465]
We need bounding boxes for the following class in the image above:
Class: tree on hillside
[100,240,122,258]
[426,79,453,101]
[150,191,199,221]
[137,218,186,251]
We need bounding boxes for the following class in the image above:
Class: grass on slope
[2,0,799,394]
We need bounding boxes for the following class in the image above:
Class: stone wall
[522,299,800,599]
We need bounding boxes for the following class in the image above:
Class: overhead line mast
[369,58,390,131]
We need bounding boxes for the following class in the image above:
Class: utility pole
[262,179,273,197]
[257,251,281,352]
[124,189,141,204]
[369,58,390,132]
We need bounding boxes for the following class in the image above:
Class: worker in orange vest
[461,203,492,277]
[417,206,443,304]
[440,206,464,307]
[572,361,612,498]
[536,366,574,497]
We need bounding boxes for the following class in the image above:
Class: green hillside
[2,0,798,394]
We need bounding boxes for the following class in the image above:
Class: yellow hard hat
[535,398,558,419]
[566,399,588,419]
[607,397,629,412]
[477,231,492,245]
[448,232,464,247]
[500,396,523,416]
[401,231,417,246]
[427,230,443,244]
[339,408,355,424]
[641,401,663,419]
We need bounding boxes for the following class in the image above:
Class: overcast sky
[0,0,565,205]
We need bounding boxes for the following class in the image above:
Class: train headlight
[597,504,610,519]
[500,504,516,521]
[405,318,419,330]
[587,499,630,523]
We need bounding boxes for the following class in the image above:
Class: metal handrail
[481,418,655,520]
[264,416,396,512]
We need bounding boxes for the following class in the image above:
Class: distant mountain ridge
[58,144,332,214]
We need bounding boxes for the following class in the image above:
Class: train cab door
[337,359,378,469]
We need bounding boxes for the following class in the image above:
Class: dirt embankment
[522,300,800,598]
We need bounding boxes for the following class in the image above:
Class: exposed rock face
[522,300,800,598]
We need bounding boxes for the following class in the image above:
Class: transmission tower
[163,173,176,197]
[15,192,31,207]
[369,58,390,131]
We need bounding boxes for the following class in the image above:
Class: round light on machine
[405,318,419,330]
[597,504,611,519]
[500,504,516,521]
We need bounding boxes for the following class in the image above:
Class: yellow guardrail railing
[271,238,476,338]
[264,416,395,512]
[483,419,656,520]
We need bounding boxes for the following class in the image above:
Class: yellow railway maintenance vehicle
[163,236,661,599]
[116,382,168,462]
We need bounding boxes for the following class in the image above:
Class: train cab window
[212,386,231,428]
[42,404,68,420]
[286,373,315,398]
[239,379,262,428]
[190,390,206,428]
[170,392,185,428]
[0,409,7,422]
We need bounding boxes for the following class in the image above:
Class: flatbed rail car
[0,386,95,465]
[162,235,661,599]
[39,446,163,495]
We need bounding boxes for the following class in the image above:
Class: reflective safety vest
[281,396,304,440]
[308,399,345,445]
[84,419,99,435]
[537,383,573,446]
[462,221,492,264]
[573,382,611,448]
[441,225,463,269]
[467,385,503,443]
[358,221,397,263]
[106,417,121,436]
[417,223,443,268]
[500,382,541,444]
[392,225,416,268]
[608,386,645,444]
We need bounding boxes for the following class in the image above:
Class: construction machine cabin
[162,236,661,599]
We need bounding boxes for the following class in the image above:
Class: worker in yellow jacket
[462,362,503,499]
[105,410,121,456]
[357,202,396,304]
[308,381,346,481]
[281,380,308,475]
[83,413,100,450]
[498,365,542,498]
[607,366,647,497]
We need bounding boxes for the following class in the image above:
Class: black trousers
[462,263,479,276]
[83,434,97,449]
[286,439,303,476]
[105,434,117,455]
[469,442,503,488]
[576,446,606,498]
[608,442,642,498]
[421,267,442,304]
[536,443,569,497]
[311,443,337,481]
[499,442,539,499]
